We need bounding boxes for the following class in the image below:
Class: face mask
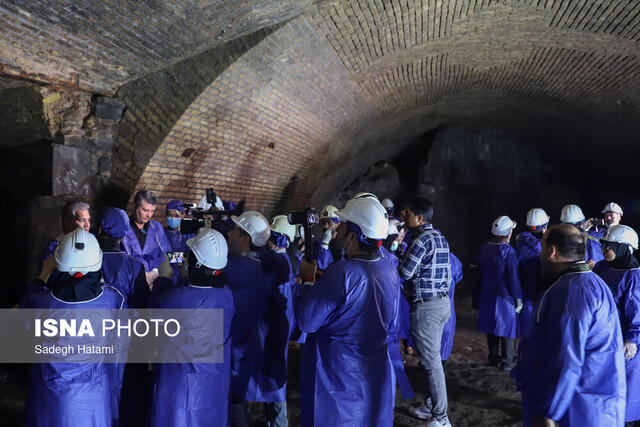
[341,235,354,259]
[391,241,399,252]
[167,217,181,230]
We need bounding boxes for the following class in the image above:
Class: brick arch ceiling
[2,1,640,212]
[135,0,640,213]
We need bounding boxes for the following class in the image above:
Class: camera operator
[295,197,397,426]
[163,199,195,285]
[560,204,604,263]
[584,202,624,239]
[312,205,341,273]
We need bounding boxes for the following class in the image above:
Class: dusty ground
[0,285,523,426]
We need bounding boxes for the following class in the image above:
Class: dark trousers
[487,334,516,369]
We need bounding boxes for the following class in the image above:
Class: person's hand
[38,256,56,283]
[586,259,596,270]
[582,218,593,231]
[299,260,317,284]
[321,229,332,246]
[532,416,558,427]
[515,298,523,314]
[145,269,159,286]
[625,340,638,359]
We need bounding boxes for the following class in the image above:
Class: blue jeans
[264,401,288,427]
[410,296,451,423]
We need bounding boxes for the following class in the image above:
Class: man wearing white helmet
[149,227,235,426]
[295,196,397,426]
[251,215,297,426]
[588,202,624,239]
[477,216,523,372]
[398,197,452,427]
[225,210,272,425]
[313,205,341,272]
[515,208,550,335]
[559,204,604,263]
[21,228,125,427]
[593,224,640,424]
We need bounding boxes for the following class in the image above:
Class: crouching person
[295,197,396,426]
[149,228,235,426]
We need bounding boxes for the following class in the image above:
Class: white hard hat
[197,194,224,211]
[231,211,270,247]
[381,198,394,210]
[320,205,340,220]
[352,192,379,201]
[492,216,517,236]
[55,228,103,275]
[388,218,400,235]
[602,225,639,251]
[560,204,585,224]
[526,208,550,228]
[186,228,228,269]
[336,197,389,240]
[270,215,296,242]
[602,202,623,216]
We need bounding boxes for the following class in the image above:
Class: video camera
[287,206,319,261]
[180,188,243,235]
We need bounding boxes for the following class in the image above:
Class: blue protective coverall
[585,233,604,263]
[249,247,295,403]
[225,253,266,400]
[594,261,640,421]
[121,219,171,272]
[477,242,523,338]
[164,227,195,286]
[39,236,62,270]
[148,283,235,427]
[20,284,125,427]
[295,255,397,426]
[513,266,626,426]
[378,246,414,399]
[441,252,463,360]
[101,250,148,308]
[515,232,542,336]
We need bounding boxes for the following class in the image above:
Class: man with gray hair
[39,200,91,268]
[121,189,171,286]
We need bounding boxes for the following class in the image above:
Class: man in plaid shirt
[399,197,452,427]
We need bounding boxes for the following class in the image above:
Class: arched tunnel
[1,0,639,425]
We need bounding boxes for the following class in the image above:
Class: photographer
[585,202,624,239]
[313,205,341,272]
[295,197,397,426]
[559,204,604,263]
[163,199,195,285]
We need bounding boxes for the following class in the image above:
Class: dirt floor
[0,285,523,426]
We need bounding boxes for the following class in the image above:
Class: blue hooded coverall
[515,231,543,336]
[149,283,235,426]
[513,267,626,426]
[477,242,523,338]
[441,252,463,360]
[295,255,397,426]
[121,219,171,272]
[594,262,640,422]
[21,284,125,427]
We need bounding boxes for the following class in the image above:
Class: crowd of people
[18,190,640,427]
